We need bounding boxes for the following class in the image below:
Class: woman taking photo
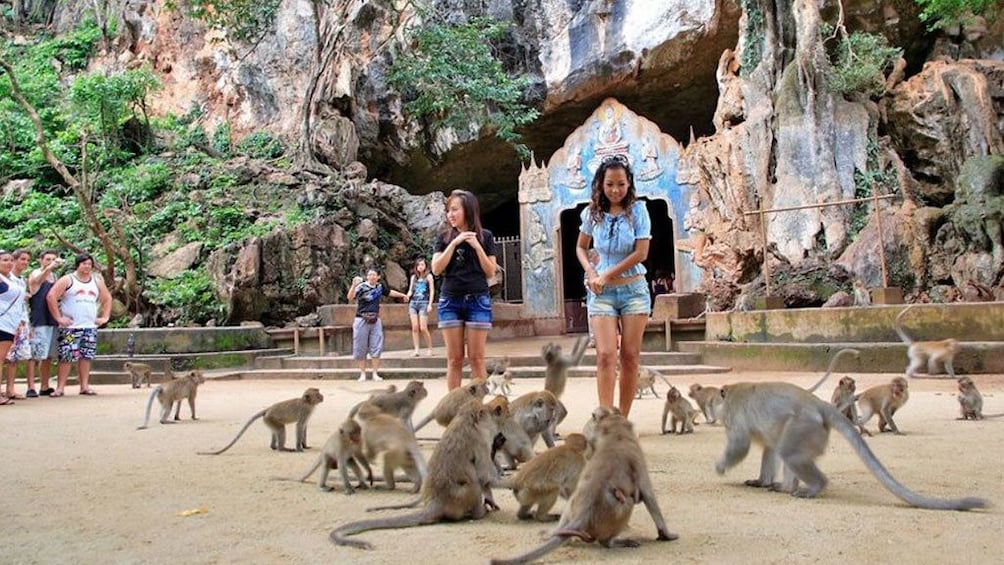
[347,268,407,382]
[431,190,498,390]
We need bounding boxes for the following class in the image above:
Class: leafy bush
[235,131,284,159]
[823,28,901,98]
[916,0,999,30]
[144,269,226,324]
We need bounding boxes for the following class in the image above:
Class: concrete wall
[97,326,272,355]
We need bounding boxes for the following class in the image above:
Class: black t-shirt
[354,282,385,316]
[434,229,498,297]
[29,278,58,326]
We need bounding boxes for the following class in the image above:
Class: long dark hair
[442,189,485,243]
[411,257,428,278]
[588,155,636,223]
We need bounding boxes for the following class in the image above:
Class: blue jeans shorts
[438,293,492,330]
[409,300,430,317]
[587,278,651,317]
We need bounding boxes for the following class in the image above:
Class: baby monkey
[274,418,372,494]
[957,377,983,420]
[856,376,909,435]
[661,385,700,434]
[500,433,588,522]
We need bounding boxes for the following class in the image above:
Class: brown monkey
[486,356,510,377]
[330,402,503,549]
[715,381,986,509]
[510,390,564,449]
[499,433,587,521]
[830,376,870,436]
[490,411,677,564]
[661,386,699,434]
[852,279,871,306]
[123,361,154,389]
[635,366,673,399]
[354,401,428,493]
[413,379,489,432]
[488,396,535,471]
[894,305,961,378]
[275,418,373,494]
[542,336,587,399]
[856,377,909,435]
[349,380,428,433]
[688,383,723,424]
[582,406,619,457]
[198,388,324,454]
[137,371,206,429]
[487,371,514,397]
[805,348,860,392]
[957,377,983,420]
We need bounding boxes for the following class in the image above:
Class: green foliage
[822,26,901,98]
[166,0,282,43]
[143,269,227,324]
[69,67,161,160]
[212,122,233,156]
[0,190,84,251]
[915,0,999,30]
[739,0,765,77]
[387,16,539,157]
[235,131,284,159]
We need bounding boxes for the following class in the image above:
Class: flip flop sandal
[0,396,15,405]
[79,389,97,396]
[50,390,65,397]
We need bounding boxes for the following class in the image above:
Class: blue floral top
[579,200,652,279]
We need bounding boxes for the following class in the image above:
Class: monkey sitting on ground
[635,366,673,399]
[490,410,677,564]
[123,361,154,389]
[273,418,373,494]
[688,384,723,424]
[855,376,909,435]
[355,401,428,493]
[198,388,324,454]
[330,402,504,549]
[413,379,489,433]
[830,376,870,436]
[894,304,961,378]
[137,371,206,429]
[714,381,986,509]
[542,336,588,400]
[957,377,983,420]
[852,279,871,307]
[498,433,587,521]
[349,380,428,433]
[661,386,700,434]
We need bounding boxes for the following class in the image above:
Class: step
[91,348,293,373]
[275,351,704,370]
[209,364,731,381]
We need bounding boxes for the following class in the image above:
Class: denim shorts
[409,300,430,316]
[30,325,57,360]
[438,294,492,330]
[587,278,651,317]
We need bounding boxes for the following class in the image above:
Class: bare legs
[409,312,433,355]
[442,326,489,390]
[591,314,647,417]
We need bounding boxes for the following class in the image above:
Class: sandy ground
[2,369,1003,565]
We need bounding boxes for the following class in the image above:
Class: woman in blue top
[575,155,652,417]
[405,257,436,357]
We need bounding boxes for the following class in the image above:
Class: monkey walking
[273,418,373,494]
[490,410,677,564]
[487,371,514,397]
[198,388,324,454]
[137,371,206,429]
[715,381,987,510]
[855,377,909,435]
[894,304,961,378]
[688,384,724,424]
[123,362,154,389]
[542,336,587,400]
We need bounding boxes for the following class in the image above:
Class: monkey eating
[498,433,587,521]
[661,385,700,434]
[894,304,961,378]
[137,371,206,430]
[274,418,373,494]
[123,361,155,389]
[715,381,986,510]
[855,376,910,435]
[198,388,324,454]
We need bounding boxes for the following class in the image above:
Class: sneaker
[371,372,383,382]
[357,373,367,382]
[39,388,54,396]
[26,389,38,398]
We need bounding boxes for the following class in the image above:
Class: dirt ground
[3,369,1002,565]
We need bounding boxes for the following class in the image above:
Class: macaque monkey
[499,433,588,521]
[805,348,860,392]
[123,362,154,389]
[956,377,983,420]
[330,403,504,549]
[488,396,535,471]
[355,401,428,493]
[510,390,564,449]
[830,376,870,436]
[349,380,428,432]
[582,406,619,458]
[715,381,986,509]
[198,388,324,454]
[852,279,871,306]
[137,371,206,429]
[635,366,673,399]
[486,356,510,377]
[733,292,753,312]
[894,305,961,378]
[413,379,489,432]
[275,418,373,494]
[487,371,514,397]
[661,386,700,434]
[542,336,588,399]
[688,383,724,424]
[490,411,677,564]
[856,377,909,435]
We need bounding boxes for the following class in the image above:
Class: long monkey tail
[806,348,860,393]
[197,410,266,455]
[489,536,569,565]
[893,304,916,345]
[137,386,163,430]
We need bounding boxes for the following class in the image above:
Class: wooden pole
[872,185,889,288]
[759,206,771,296]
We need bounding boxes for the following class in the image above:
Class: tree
[915,0,999,30]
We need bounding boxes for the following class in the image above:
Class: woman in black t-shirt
[431,190,498,390]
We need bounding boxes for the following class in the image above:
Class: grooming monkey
[957,377,983,420]
[348,380,428,433]
[852,279,871,306]
[490,410,677,564]
[355,401,428,493]
[330,403,504,549]
[635,366,674,399]
[137,371,206,429]
[488,396,535,471]
[123,361,154,388]
[274,418,373,494]
[498,433,588,521]
[510,390,564,449]
[830,376,870,436]
[715,381,986,509]
[198,388,324,454]
[688,384,724,424]
[413,379,489,433]
[661,386,700,434]
[894,304,961,378]
[855,376,909,435]
[542,336,588,400]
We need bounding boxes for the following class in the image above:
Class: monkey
[273,418,373,494]
[488,396,535,471]
[412,379,489,433]
[635,366,674,399]
[490,410,677,564]
[661,386,700,434]
[487,371,514,397]
[582,406,619,458]
[486,356,510,377]
[510,390,564,449]
[894,304,961,378]
[688,383,724,424]
[852,279,871,307]
[733,291,753,312]
[137,371,206,430]
[957,377,983,420]
[714,381,986,509]
[855,376,909,435]
[830,376,870,436]
[348,380,428,433]
[198,388,324,454]
[123,361,154,389]
[497,433,587,521]
[354,401,428,493]
[330,403,504,549]
[542,336,587,400]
